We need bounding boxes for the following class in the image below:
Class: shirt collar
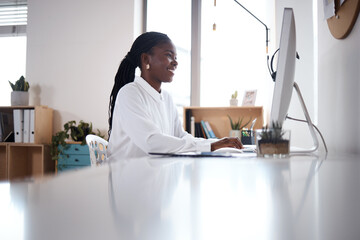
[134,76,164,102]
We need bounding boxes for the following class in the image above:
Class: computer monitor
[270,8,296,126]
[269,8,319,153]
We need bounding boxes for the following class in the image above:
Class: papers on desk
[149,152,234,158]
[149,145,257,158]
[149,151,257,158]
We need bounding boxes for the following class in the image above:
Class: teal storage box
[57,143,90,172]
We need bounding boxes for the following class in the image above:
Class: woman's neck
[140,74,161,93]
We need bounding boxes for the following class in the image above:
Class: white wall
[317,0,360,154]
[26,0,141,137]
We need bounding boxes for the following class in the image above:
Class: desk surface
[1,153,360,240]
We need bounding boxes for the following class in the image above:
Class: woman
[107,32,242,160]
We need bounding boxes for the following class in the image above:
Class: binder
[190,116,195,136]
[29,109,35,143]
[23,109,30,143]
[13,109,24,143]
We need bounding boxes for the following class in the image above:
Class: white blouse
[107,76,211,160]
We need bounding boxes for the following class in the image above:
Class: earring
[146,64,150,70]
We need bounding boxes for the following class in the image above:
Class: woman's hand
[211,137,243,151]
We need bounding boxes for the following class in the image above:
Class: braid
[108,32,171,138]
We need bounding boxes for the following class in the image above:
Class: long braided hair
[108,32,171,138]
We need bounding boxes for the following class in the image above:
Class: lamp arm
[233,0,270,53]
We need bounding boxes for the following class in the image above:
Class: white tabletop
[1,152,360,240]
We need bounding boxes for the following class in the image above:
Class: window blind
[0,0,27,36]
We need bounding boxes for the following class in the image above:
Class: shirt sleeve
[170,96,213,152]
[116,86,212,154]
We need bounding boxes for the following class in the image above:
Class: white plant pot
[11,91,29,106]
[230,98,238,106]
[229,130,241,138]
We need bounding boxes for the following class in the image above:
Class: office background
[5,0,360,154]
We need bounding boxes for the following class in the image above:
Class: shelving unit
[183,106,264,139]
[0,106,54,180]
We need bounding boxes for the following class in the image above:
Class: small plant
[258,122,285,143]
[9,76,30,91]
[231,90,238,99]
[256,121,290,157]
[227,115,252,130]
[51,120,105,161]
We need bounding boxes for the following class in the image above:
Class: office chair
[85,134,108,166]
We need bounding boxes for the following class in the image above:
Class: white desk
[1,153,360,240]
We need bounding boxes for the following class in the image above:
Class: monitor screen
[270,8,296,126]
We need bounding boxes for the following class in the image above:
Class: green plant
[258,122,286,144]
[8,75,30,91]
[231,90,238,99]
[227,115,252,130]
[51,120,105,161]
[257,122,290,156]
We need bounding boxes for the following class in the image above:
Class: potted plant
[227,115,252,138]
[256,122,290,157]
[8,75,30,106]
[51,120,104,161]
[230,90,238,106]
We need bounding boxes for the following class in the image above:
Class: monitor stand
[289,82,319,154]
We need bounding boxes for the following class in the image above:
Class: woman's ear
[140,53,150,71]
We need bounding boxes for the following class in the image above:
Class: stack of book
[189,117,217,139]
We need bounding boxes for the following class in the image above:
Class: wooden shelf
[0,106,54,180]
[7,143,53,180]
[183,106,264,139]
[0,105,53,144]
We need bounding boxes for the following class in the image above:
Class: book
[200,120,211,139]
[185,109,192,134]
[194,122,203,138]
[204,121,217,139]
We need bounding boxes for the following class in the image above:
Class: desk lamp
[232,0,270,55]
[213,0,270,54]
[213,1,273,80]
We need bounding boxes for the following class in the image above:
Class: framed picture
[242,90,257,106]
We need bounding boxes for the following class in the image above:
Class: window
[201,0,273,107]
[146,0,274,111]
[146,0,192,113]
[0,37,27,105]
[0,0,27,105]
